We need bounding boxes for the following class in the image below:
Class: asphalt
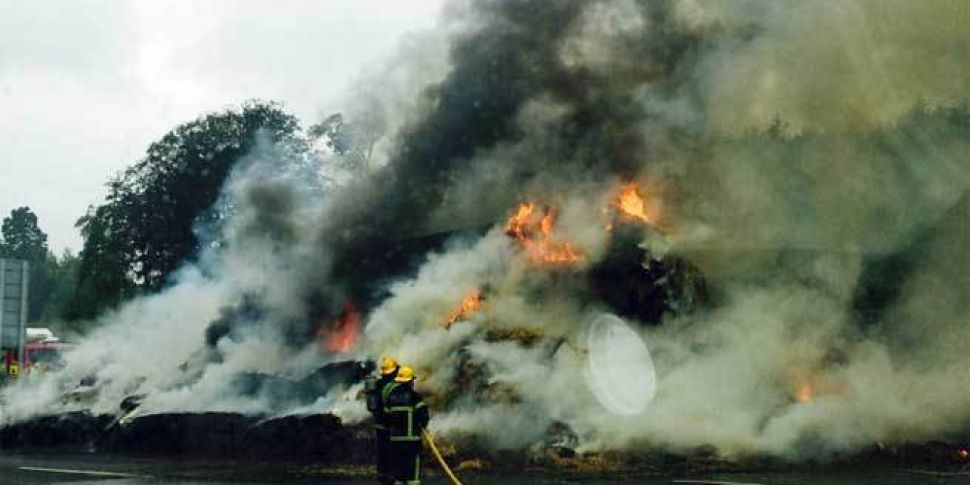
[2,453,970,485]
[0,452,373,484]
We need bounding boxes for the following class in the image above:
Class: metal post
[18,260,28,370]
[0,259,6,367]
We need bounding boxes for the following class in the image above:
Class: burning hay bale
[591,224,708,324]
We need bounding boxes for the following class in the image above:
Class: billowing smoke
[3,0,969,462]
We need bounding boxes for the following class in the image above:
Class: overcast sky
[0,0,445,253]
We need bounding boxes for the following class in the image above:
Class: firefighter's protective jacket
[372,372,400,483]
[383,382,429,442]
[369,372,398,426]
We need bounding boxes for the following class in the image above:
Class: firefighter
[367,357,400,484]
[383,366,429,484]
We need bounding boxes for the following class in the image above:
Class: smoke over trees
[70,101,318,319]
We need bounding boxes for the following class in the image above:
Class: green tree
[70,101,311,318]
[0,207,53,321]
[1,207,48,262]
[69,205,135,320]
[42,250,81,323]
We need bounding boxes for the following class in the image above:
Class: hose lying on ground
[422,429,464,485]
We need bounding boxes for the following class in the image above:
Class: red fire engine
[4,328,74,377]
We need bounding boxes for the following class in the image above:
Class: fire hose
[422,429,464,485]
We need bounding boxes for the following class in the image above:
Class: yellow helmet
[380,357,399,375]
[395,366,416,383]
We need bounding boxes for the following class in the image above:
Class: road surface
[2,453,969,484]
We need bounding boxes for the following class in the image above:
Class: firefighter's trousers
[387,440,421,484]
[376,427,394,484]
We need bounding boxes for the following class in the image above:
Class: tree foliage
[41,250,80,323]
[1,207,48,262]
[0,207,53,322]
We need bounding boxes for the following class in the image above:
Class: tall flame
[505,203,582,265]
[320,300,360,353]
[444,288,483,328]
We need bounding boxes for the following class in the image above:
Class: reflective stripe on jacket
[383,383,429,442]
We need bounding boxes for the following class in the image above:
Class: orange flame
[506,202,535,241]
[320,301,360,353]
[614,181,661,227]
[617,182,649,221]
[505,203,582,265]
[959,448,969,460]
[444,288,483,328]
